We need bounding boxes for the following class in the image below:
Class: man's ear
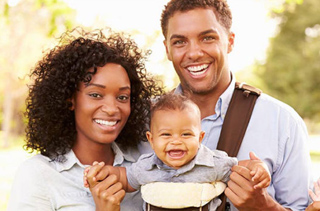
[199,131,205,143]
[163,40,172,61]
[146,131,154,149]
[227,32,235,54]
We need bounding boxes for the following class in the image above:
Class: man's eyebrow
[169,34,186,41]
[199,29,218,36]
[169,29,219,41]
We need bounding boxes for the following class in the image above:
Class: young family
[8,0,317,210]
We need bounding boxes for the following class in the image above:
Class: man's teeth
[187,64,208,75]
[95,119,117,126]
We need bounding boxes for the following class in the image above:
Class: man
[160,0,313,210]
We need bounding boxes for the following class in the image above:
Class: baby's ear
[199,131,205,143]
[146,131,154,149]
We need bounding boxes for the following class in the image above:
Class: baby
[84,93,271,210]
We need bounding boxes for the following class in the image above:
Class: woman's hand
[85,162,126,211]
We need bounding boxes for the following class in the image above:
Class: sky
[64,0,278,88]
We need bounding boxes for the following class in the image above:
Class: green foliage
[256,0,320,121]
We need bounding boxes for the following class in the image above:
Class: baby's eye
[161,133,171,137]
[182,133,193,137]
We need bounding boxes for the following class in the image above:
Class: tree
[256,0,320,122]
[0,0,76,148]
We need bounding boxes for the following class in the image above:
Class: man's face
[164,8,234,95]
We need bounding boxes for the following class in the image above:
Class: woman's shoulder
[16,154,54,176]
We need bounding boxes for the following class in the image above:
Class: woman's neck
[72,140,115,165]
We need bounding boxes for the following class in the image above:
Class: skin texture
[162,6,289,211]
[146,107,204,169]
[306,179,320,211]
[71,63,131,165]
[163,8,234,119]
[84,94,271,204]
[24,28,163,211]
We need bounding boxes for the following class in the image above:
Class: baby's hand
[248,152,271,189]
[83,161,105,188]
[309,178,320,202]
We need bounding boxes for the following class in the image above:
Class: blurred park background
[0,0,319,210]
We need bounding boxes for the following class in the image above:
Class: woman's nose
[101,99,119,115]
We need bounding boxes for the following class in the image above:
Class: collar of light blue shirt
[54,142,137,172]
[147,145,216,172]
[174,72,236,121]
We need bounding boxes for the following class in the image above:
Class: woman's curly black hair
[25,27,163,159]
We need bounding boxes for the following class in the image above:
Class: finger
[232,165,252,181]
[249,151,260,161]
[229,169,255,193]
[94,165,113,182]
[92,174,122,198]
[309,189,318,201]
[251,167,263,182]
[253,178,270,189]
[87,162,105,187]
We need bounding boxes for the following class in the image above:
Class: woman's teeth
[95,119,117,126]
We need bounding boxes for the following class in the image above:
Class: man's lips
[186,64,209,76]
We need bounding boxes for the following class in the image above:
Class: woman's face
[71,63,131,147]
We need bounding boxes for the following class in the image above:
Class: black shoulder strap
[216,82,262,211]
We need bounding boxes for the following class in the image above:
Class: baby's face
[146,108,204,169]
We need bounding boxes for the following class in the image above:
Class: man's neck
[186,91,220,119]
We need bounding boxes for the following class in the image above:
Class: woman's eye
[118,95,130,102]
[89,93,102,98]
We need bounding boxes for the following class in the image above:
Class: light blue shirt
[174,74,313,211]
[127,144,237,189]
[8,142,144,211]
[127,144,237,211]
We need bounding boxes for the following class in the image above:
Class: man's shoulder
[255,93,303,122]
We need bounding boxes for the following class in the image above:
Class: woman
[8,27,162,211]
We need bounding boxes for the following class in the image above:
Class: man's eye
[203,36,215,41]
[173,40,185,46]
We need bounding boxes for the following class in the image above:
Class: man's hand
[225,152,288,211]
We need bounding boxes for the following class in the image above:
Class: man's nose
[186,41,204,60]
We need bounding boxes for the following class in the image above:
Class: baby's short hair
[150,93,200,120]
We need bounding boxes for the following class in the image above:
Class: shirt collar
[174,72,236,121]
[145,145,217,172]
[54,142,138,172]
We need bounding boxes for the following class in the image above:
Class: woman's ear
[68,96,75,111]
